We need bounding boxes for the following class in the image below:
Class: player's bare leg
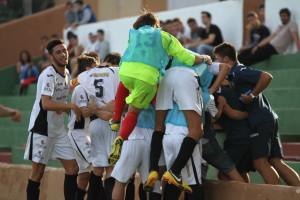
[112,180,127,200]
[269,158,300,186]
[253,157,280,184]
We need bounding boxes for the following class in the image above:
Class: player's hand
[241,94,253,104]
[88,102,97,115]
[204,55,212,65]
[11,109,22,122]
[106,100,115,112]
[72,104,81,122]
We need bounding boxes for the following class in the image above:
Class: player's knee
[93,167,104,176]
[65,164,79,175]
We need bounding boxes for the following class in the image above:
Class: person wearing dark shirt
[216,86,254,182]
[188,11,223,57]
[213,42,300,186]
[239,12,270,60]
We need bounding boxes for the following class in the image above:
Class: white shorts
[156,67,203,116]
[163,124,202,185]
[24,132,75,165]
[90,118,118,167]
[112,127,152,183]
[68,130,92,174]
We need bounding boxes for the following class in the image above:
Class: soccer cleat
[143,171,158,192]
[163,170,192,194]
[108,136,123,165]
[109,119,120,131]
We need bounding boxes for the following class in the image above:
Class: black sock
[170,137,197,175]
[125,177,135,200]
[26,179,40,200]
[64,174,78,200]
[87,171,106,200]
[104,177,115,200]
[76,187,87,200]
[149,192,161,200]
[138,183,147,200]
[163,183,181,200]
[150,131,164,172]
[185,185,204,200]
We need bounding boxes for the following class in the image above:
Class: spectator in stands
[186,18,203,42]
[187,11,223,56]
[239,8,300,66]
[258,3,265,26]
[164,19,177,36]
[239,12,270,58]
[173,18,190,45]
[68,34,84,77]
[96,29,110,62]
[72,0,97,28]
[64,1,76,29]
[214,42,300,186]
[17,50,39,95]
[51,33,58,41]
[0,104,22,122]
[83,31,99,54]
[38,36,51,71]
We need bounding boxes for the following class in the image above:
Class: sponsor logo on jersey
[92,73,110,77]
[250,133,259,138]
[55,88,62,92]
[35,150,44,159]
[47,74,54,77]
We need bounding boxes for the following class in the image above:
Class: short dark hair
[97,29,104,35]
[76,55,96,76]
[103,52,121,66]
[187,18,197,24]
[201,11,211,19]
[173,18,182,23]
[258,3,264,9]
[47,39,64,55]
[214,42,237,62]
[279,8,291,17]
[164,19,173,25]
[83,51,100,63]
[69,34,78,40]
[133,11,160,30]
[247,11,258,18]
[19,50,31,65]
[67,31,75,40]
[75,0,83,5]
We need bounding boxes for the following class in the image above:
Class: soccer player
[108,11,211,165]
[111,103,164,200]
[145,53,230,192]
[214,42,300,186]
[67,55,97,199]
[24,39,81,200]
[77,52,121,199]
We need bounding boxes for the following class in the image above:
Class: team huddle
[24,12,300,200]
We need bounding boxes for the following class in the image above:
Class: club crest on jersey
[80,95,84,99]
[46,83,50,87]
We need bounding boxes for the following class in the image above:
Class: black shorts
[202,138,235,174]
[224,139,255,173]
[250,119,283,160]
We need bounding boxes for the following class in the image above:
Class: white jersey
[28,66,70,137]
[68,84,90,132]
[78,66,119,106]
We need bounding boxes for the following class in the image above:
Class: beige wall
[0,5,65,70]
[1,163,300,200]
